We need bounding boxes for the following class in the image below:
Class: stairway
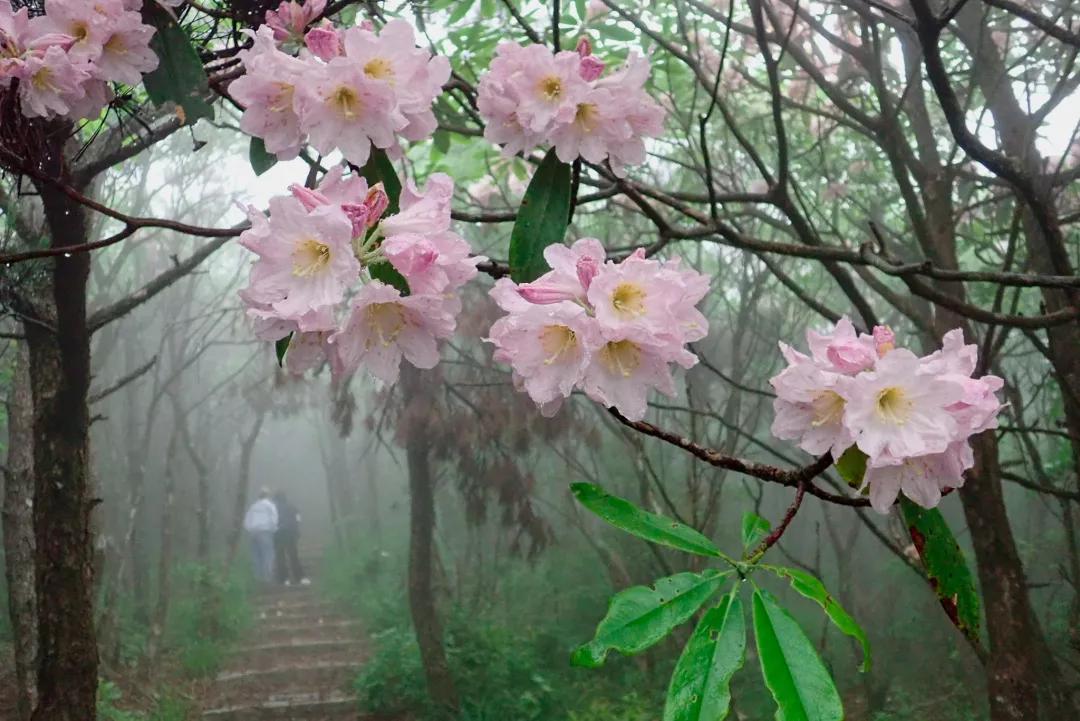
[201,583,366,721]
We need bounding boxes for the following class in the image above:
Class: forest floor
[200,580,372,721]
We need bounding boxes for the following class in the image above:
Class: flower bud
[289,183,330,211]
[517,280,580,305]
[576,36,592,57]
[873,325,896,357]
[579,55,605,82]
[576,256,599,291]
[363,184,390,228]
[304,25,341,61]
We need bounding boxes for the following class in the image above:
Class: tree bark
[402,367,460,713]
[225,413,265,572]
[25,131,98,721]
[3,342,38,721]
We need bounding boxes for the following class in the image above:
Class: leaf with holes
[900,499,982,645]
[753,588,843,721]
[573,570,728,668]
[509,149,571,282]
[142,5,214,123]
[774,567,871,671]
[571,483,723,557]
[664,589,746,721]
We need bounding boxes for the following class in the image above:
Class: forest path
[200,580,367,721]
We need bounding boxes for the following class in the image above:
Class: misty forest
[0,1,1078,721]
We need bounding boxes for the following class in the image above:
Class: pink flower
[91,8,158,85]
[587,249,708,345]
[300,54,404,166]
[17,44,90,118]
[265,0,326,44]
[806,316,876,374]
[861,442,973,513]
[485,285,601,413]
[238,196,359,322]
[288,164,387,238]
[283,330,334,375]
[839,348,963,461]
[379,174,479,295]
[770,344,854,457]
[329,281,456,384]
[231,27,310,159]
[582,330,696,421]
[872,325,895,356]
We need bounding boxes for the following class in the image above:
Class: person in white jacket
[243,487,278,583]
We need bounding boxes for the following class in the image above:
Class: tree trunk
[146,430,179,664]
[3,342,38,721]
[225,413,264,572]
[25,133,98,721]
[402,367,460,713]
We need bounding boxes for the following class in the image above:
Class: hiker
[273,491,309,586]
[243,487,278,584]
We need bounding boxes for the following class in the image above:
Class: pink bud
[340,204,371,239]
[579,55,605,82]
[576,37,593,57]
[363,184,390,227]
[289,184,330,212]
[517,281,580,305]
[576,256,599,291]
[360,19,375,31]
[627,248,647,261]
[304,26,341,61]
[873,326,896,357]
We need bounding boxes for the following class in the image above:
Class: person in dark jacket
[272,492,309,586]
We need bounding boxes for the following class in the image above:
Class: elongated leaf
[359,150,409,295]
[664,590,746,721]
[509,149,572,282]
[249,137,278,176]
[775,567,870,671]
[275,333,292,368]
[573,570,727,668]
[900,499,981,644]
[752,589,843,721]
[571,483,722,557]
[142,5,214,123]
[741,512,771,551]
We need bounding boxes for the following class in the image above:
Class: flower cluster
[231,2,449,166]
[486,239,709,421]
[238,167,479,384]
[770,318,1004,513]
[0,0,158,120]
[477,39,665,176]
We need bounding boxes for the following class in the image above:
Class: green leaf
[664,590,746,721]
[575,0,588,21]
[571,483,722,557]
[249,137,277,176]
[275,333,292,368]
[774,567,871,671]
[600,24,637,42]
[741,512,771,551]
[573,570,727,668]
[752,589,843,721]
[833,446,867,489]
[433,129,451,155]
[900,499,982,644]
[359,150,409,295]
[142,5,214,123]
[508,149,572,282]
[447,0,475,24]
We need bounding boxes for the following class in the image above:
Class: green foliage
[96,681,192,721]
[833,446,867,489]
[899,499,982,644]
[508,149,572,282]
[773,566,871,671]
[572,570,728,668]
[571,482,724,557]
[752,588,843,721]
[142,5,214,123]
[664,589,746,721]
[165,564,252,677]
[248,138,278,176]
[275,333,292,368]
[741,512,771,551]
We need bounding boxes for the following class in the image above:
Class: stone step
[222,642,368,674]
[202,692,358,720]
[258,620,361,642]
[209,661,360,708]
